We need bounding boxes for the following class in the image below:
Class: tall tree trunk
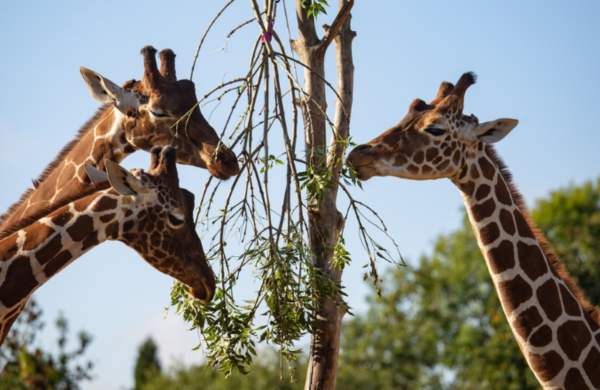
[292,1,355,388]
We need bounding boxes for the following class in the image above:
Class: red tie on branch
[260,21,273,43]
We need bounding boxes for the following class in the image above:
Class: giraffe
[0,45,239,237]
[347,73,600,389]
[0,146,215,344]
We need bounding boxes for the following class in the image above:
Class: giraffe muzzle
[199,144,240,180]
[189,273,216,304]
[347,144,376,180]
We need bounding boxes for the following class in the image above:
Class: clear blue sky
[1,1,599,389]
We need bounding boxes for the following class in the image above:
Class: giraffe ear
[104,160,149,196]
[474,118,519,143]
[84,164,108,184]
[80,67,140,114]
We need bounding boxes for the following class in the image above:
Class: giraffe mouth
[346,156,376,181]
[203,146,240,180]
[353,166,375,181]
[346,143,378,180]
[346,161,376,181]
[189,283,214,304]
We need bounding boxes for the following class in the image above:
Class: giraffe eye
[424,127,446,136]
[167,212,185,228]
[150,109,170,118]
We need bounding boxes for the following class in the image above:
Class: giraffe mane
[0,105,112,236]
[485,144,600,325]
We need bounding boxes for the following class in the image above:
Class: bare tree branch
[317,0,354,55]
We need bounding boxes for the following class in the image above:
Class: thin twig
[190,0,237,79]
[317,0,354,54]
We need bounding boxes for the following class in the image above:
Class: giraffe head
[80,46,239,179]
[87,146,216,302]
[347,73,518,182]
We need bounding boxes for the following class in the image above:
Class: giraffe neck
[453,145,600,389]
[0,184,128,343]
[0,106,135,237]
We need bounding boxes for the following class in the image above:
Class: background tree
[0,300,93,390]
[133,337,162,390]
[140,349,304,390]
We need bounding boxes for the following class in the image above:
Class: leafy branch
[169,0,403,378]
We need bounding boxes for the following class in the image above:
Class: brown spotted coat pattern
[457,147,600,389]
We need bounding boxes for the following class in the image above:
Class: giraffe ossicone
[0,146,215,344]
[347,73,600,389]
[0,45,239,237]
